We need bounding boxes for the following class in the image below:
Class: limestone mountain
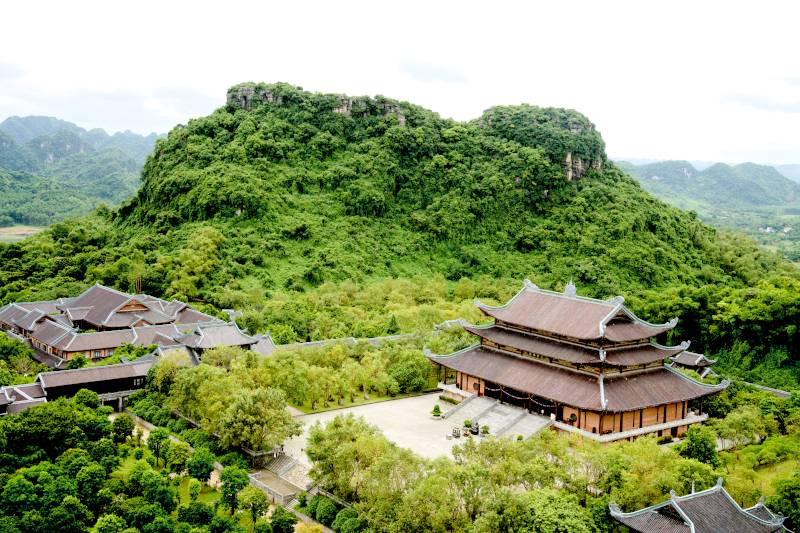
[1,82,797,386]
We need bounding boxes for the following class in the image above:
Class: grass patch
[292,391,425,414]
[176,476,221,506]
[0,225,43,243]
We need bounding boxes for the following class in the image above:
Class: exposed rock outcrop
[565,152,603,181]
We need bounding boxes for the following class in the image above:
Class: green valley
[0,116,160,226]
[620,160,800,261]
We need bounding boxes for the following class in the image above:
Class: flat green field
[0,225,44,242]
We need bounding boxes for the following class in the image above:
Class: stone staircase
[265,453,297,476]
[475,402,524,436]
[441,395,554,440]
[500,412,553,439]
[442,395,497,424]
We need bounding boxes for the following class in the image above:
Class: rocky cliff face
[565,152,603,181]
[227,83,407,125]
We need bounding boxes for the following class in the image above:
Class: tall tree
[219,466,249,515]
[218,387,301,451]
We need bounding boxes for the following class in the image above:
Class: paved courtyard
[284,393,469,465]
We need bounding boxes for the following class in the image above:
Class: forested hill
[0,116,161,226]
[619,160,800,261]
[1,82,799,386]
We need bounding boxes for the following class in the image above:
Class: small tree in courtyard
[187,447,215,482]
[112,413,135,443]
[148,428,170,467]
[238,485,269,525]
[220,466,249,514]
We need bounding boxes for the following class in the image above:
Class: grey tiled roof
[610,480,787,532]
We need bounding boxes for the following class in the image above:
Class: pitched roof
[671,351,716,368]
[251,333,277,355]
[179,323,256,349]
[37,360,153,389]
[427,345,727,412]
[13,308,47,331]
[56,284,221,330]
[476,280,676,343]
[131,324,182,346]
[29,319,75,348]
[61,329,136,352]
[610,479,787,532]
[464,324,687,366]
[0,303,31,326]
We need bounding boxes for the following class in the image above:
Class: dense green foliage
[0,331,47,386]
[0,116,159,225]
[621,160,800,261]
[0,83,798,388]
[0,394,301,532]
[303,382,800,532]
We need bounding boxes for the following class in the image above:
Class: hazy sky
[2,1,799,164]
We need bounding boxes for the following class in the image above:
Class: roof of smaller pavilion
[670,351,716,368]
[475,280,677,343]
[609,478,788,532]
[178,323,257,349]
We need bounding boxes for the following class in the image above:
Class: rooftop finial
[523,279,538,290]
[564,280,577,297]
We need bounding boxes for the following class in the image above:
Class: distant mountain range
[0,116,162,226]
[775,164,800,183]
[618,159,800,261]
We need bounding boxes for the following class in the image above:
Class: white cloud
[0,0,798,163]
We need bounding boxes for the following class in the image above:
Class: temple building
[609,478,789,532]
[0,283,224,363]
[426,280,729,441]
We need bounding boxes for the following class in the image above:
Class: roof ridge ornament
[608,295,625,305]
[564,280,577,297]
[523,279,538,290]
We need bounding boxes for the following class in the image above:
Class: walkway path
[284,393,469,463]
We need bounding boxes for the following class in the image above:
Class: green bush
[315,496,338,526]
[332,507,359,532]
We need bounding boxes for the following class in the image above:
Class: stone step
[500,413,553,440]
[265,454,296,475]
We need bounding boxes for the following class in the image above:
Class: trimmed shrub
[332,508,358,531]
[315,496,338,526]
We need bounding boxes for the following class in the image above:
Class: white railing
[552,413,708,443]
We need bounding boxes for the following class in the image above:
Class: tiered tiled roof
[463,324,687,366]
[427,280,729,414]
[609,479,788,532]
[428,345,727,412]
[476,280,677,343]
[50,284,220,330]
